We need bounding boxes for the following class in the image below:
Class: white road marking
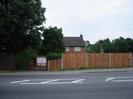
[113,76,133,79]
[112,80,133,82]
[105,76,133,83]
[20,82,42,85]
[26,78,82,81]
[11,78,85,85]
[72,79,85,83]
[20,79,59,85]
[41,79,59,84]
[10,80,29,84]
[105,77,114,82]
[46,81,84,84]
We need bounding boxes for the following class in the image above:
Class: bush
[15,55,27,70]
[15,48,37,70]
[46,52,62,60]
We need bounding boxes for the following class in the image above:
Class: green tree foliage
[126,38,133,52]
[15,48,37,70]
[41,27,65,59]
[0,0,45,54]
[86,37,133,53]
[112,37,129,52]
[100,39,113,53]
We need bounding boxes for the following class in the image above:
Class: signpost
[37,57,47,66]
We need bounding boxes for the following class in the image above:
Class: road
[0,69,133,99]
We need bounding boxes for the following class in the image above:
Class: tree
[0,0,45,54]
[41,27,65,59]
[126,38,133,52]
[112,37,129,52]
[86,37,133,53]
[86,44,96,53]
[100,38,113,53]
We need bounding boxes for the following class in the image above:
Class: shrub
[46,52,62,60]
[15,55,27,70]
[15,48,37,70]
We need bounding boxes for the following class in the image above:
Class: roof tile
[64,36,85,47]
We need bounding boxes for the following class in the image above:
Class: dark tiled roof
[64,36,85,47]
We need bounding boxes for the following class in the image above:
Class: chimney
[80,34,83,38]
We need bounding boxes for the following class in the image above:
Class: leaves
[40,27,65,59]
[86,37,133,53]
[0,0,45,54]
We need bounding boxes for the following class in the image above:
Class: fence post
[47,60,49,71]
[131,53,133,67]
[61,53,64,69]
[109,53,112,68]
[85,53,88,67]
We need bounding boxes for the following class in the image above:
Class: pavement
[0,68,133,99]
[0,67,133,75]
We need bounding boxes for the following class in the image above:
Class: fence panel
[111,53,132,67]
[48,53,133,71]
[63,53,85,69]
[0,55,15,70]
[48,59,61,71]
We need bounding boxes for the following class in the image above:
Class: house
[63,35,85,53]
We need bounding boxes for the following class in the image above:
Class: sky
[41,0,133,44]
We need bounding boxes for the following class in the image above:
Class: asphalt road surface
[0,69,133,99]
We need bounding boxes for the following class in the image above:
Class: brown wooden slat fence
[0,55,15,70]
[48,59,61,71]
[48,53,133,71]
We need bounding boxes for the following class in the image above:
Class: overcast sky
[41,0,133,44]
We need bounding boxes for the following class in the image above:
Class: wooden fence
[48,53,133,71]
[0,55,16,70]
[48,59,61,71]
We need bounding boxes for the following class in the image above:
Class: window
[74,47,81,52]
[65,47,69,52]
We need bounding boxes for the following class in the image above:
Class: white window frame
[74,47,81,52]
[65,47,69,52]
